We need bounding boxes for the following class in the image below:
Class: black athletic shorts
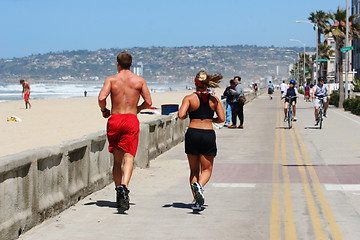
[185,128,217,156]
[285,98,297,104]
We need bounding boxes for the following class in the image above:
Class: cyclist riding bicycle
[312,77,330,125]
[282,79,298,122]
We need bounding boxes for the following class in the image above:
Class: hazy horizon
[0,0,344,59]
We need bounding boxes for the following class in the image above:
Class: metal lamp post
[290,39,306,87]
[296,20,318,84]
[287,50,300,83]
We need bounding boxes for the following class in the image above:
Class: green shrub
[343,98,360,115]
[353,77,360,92]
[354,85,360,92]
[356,103,360,115]
[298,89,304,95]
[329,93,339,107]
[350,99,360,115]
[343,98,351,111]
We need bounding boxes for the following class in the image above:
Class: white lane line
[325,184,360,191]
[212,183,256,188]
[330,109,360,125]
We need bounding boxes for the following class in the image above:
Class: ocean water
[0,81,190,102]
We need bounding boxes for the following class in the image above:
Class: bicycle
[285,96,297,129]
[316,97,324,129]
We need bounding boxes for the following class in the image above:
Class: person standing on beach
[98,52,152,211]
[228,76,245,129]
[178,70,225,210]
[20,79,31,109]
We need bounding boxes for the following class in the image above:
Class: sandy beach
[0,89,224,158]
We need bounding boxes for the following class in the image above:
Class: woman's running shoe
[192,201,202,211]
[191,182,204,206]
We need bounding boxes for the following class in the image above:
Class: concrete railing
[0,90,261,240]
[0,112,189,240]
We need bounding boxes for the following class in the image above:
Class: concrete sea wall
[0,112,189,240]
[0,90,260,239]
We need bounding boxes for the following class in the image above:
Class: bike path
[19,91,360,240]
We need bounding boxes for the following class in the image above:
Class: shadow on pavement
[162,202,192,209]
[162,202,207,214]
[304,126,320,130]
[276,126,290,129]
[84,200,135,215]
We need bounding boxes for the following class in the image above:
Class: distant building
[131,62,143,76]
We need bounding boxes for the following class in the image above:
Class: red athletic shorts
[24,91,30,101]
[107,114,140,157]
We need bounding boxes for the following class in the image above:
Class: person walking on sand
[228,76,245,129]
[178,70,225,211]
[98,52,152,211]
[20,79,31,109]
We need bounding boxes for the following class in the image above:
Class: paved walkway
[19,92,360,240]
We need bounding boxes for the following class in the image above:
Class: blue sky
[0,0,346,59]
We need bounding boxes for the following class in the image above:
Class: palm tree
[318,43,335,79]
[325,7,360,108]
[308,10,332,76]
[308,10,332,46]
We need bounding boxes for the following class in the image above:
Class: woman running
[178,70,225,210]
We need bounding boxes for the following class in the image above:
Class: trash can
[161,104,179,115]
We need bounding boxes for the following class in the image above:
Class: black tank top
[189,92,214,120]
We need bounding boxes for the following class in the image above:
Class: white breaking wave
[0,82,188,102]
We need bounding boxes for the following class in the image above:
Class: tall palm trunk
[323,61,328,80]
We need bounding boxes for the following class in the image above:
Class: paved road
[19,91,360,240]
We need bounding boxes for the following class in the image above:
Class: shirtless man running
[20,79,31,109]
[98,52,152,210]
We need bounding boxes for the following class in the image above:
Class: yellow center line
[289,130,327,239]
[294,126,344,240]
[279,110,297,239]
[270,107,281,240]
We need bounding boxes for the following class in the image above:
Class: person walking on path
[178,70,225,210]
[267,81,275,100]
[20,79,31,109]
[223,79,235,127]
[280,80,287,96]
[98,52,152,211]
[304,83,311,102]
[228,76,245,129]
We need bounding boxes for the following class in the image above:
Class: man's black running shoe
[115,184,130,210]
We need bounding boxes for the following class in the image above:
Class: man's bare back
[98,70,152,117]
[20,79,30,94]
